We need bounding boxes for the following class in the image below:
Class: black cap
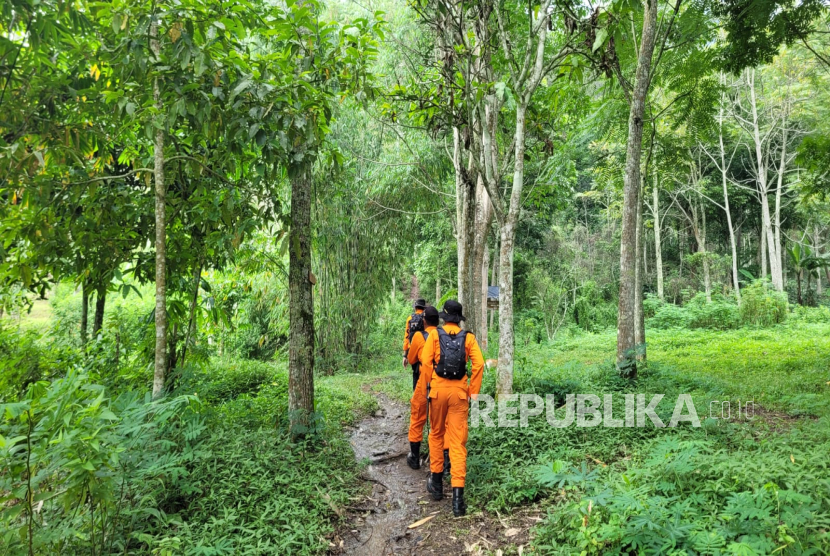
[414,298,427,309]
[423,306,439,323]
[439,299,466,323]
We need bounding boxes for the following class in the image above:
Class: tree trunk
[480,243,489,351]
[151,19,167,399]
[489,240,498,332]
[454,128,468,307]
[435,272,441,306]
[495,104,528,398]
[797,271,802,305]
[748,69,783,291]
[634,180,646,361]
[616,0,658,376]
[80,282,89,345]
[92,285,106,336]
[470,173,493,340]
[391,276,396,305]
[760,223,767,279]
[760,191,781,288]
[288,166,315,437]
[496,223,516,398]
[652,177,664,300]
[773,113,787,290]
[718,99,741,303]
[462,170,477,332]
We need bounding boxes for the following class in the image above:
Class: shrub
[685,292,741,330]
[790,304,830,324]
[740,280,788,326]
[177,357,280,403]
[648,303,691,329]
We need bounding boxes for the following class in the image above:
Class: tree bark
[151,19,167,399]
[288,166,315,437]
[92,285,106,336]
[652,176,664,300]
[489,240,498,332]
[391,276,396,305]
[634,180,646,361]
[454,128,468,307]
[616,0,658,376]
[760,224,767,279]
[495,104,528,399]
[480,242,489,351]
[747,69,783,291]
[773,109,788,289]
[80,282,89,345]
[717,96,741,303]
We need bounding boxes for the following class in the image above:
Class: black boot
[452,487,467,517]
[427,472,444,500]
[406,442,421,470]
[442,449,451,481]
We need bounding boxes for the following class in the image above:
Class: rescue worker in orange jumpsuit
[402,298,427,384]
[418,300,484,517]
[406,306,450,477]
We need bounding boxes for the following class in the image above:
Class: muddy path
[332,389,539,555]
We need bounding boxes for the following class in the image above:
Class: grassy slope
[547,323,830,417]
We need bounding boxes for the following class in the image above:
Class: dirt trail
[334,390,538,555]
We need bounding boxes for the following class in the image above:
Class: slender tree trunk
[797,271,802,305]
[288,166,315,437]
[634,181,646,361]
[748,69,783,291]
[391,276,395,305]
[462,170,477,332]
[652,177,664,300]
[495,104,528,398]
[489,240,497,332]
[760,224,767,279]
[617,0,658,376]
[773,104,788,288]
[151,19,167,399]
[480,243,489,351]
[761,192,780,287]
[497,223,516,397]
[81,282,89,345]
[718,100,741,303]
[454,128,467,306]
[92,285,106,336]
[435,273,441,306]
[470,174,492,339]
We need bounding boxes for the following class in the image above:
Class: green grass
[547,322,830,417]
[452,323,830,554]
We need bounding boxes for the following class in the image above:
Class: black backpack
[435,329,469,380]
[408,312,425,341]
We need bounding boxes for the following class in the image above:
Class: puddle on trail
[339,393,453,555]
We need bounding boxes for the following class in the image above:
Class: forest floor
[336,384,536,556]
[332,322,830,555]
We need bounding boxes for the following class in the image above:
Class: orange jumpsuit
[419,323,484,488]
[408,325,442,443]
[402,309,424,355]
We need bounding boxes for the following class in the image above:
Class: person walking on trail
[406,306,450,477]
[418,300,484,517]
[402,298,426,379]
